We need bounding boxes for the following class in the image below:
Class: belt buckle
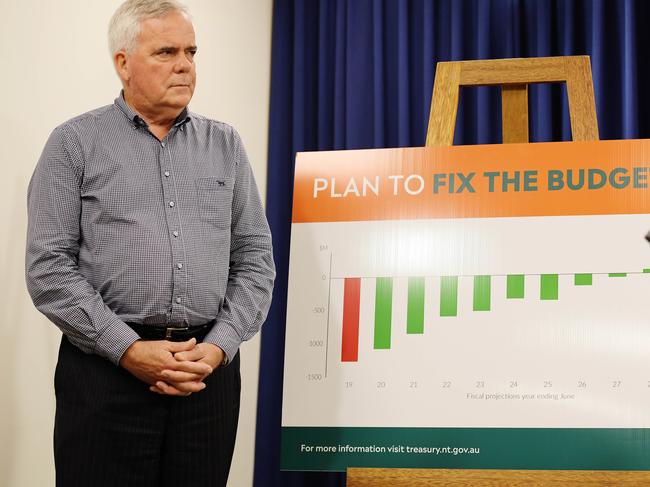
[165,323,189,340]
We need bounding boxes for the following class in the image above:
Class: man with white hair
[25,1,275,485]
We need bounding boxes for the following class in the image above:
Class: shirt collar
[114,91,192,129]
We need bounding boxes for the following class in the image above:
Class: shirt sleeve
[25,126,140,365]
[203,129,276,362]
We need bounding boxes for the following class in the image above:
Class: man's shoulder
[56,104,116,134]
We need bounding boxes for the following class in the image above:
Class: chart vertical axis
[324,252,333,377]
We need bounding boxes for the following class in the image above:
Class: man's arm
[26,126,141,365]
[201,128,275,362]
[27,126,219,397]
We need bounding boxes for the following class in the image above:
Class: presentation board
[281,140,650,471]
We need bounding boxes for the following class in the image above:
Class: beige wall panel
[0,1,272,486]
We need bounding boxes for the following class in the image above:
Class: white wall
[0,1,272,485]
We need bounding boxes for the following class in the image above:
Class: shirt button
[161,141,166,148]
[177,263,183,269]
[164,171,170,177]
[169,201,175,207]
[176,297,182,304]
[172,231,179,237]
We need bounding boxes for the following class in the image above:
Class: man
[25,1,274,485]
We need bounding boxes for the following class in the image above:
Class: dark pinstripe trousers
[54,336,240,487]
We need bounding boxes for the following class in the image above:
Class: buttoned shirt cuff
[95,319,142,366]
[203,323,241,366]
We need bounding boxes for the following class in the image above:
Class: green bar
[506,274,525,299]
[440,276,458,317]
[608,273,627,277]
[540,274,559,300]
[574,273,592,286]
[374,277,393,349]
[473,275,491,311]
[407,277,425,334]
[643,268,650,273]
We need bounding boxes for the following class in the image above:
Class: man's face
[117,10,197,118]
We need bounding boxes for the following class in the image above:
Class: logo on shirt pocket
[196,177,234,229]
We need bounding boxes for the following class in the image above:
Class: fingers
[150,380,206,396]
[150,381,190,396]
[165,337,197,353]
[173,347,204,362]
[161,369,205,382]
[171,359,212,376]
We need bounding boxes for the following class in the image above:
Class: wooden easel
[426,55,598,146]
[347,56,650,486]
[347,467,650,485]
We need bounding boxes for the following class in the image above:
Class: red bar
[342,278,361,362]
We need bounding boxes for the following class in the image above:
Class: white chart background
[282,214,650,428]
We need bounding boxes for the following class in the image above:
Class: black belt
[126,321,214,342]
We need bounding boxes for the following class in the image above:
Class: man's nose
[174,53,193,72]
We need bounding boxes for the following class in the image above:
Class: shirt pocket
[196,177,234,229]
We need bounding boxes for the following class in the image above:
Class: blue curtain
[254,1,650,485]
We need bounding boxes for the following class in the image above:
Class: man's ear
[114,51,130,83]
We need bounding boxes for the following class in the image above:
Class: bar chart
[339,269,650,362]
[283,213,650,429]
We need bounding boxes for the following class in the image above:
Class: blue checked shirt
[26,94,275,365]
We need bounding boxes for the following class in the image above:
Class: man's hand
[120,338,212,396]
[174,342,225,369]
[149,343,226,395]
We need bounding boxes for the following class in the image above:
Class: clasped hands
[120,338,225,396]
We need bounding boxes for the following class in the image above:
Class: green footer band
[281,426,650,472]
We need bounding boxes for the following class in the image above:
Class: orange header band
[291,139,650,223]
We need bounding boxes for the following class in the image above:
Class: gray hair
[108,0,190,55]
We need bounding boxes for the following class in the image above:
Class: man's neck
[123,92,183,141]
[147,122,174,141]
